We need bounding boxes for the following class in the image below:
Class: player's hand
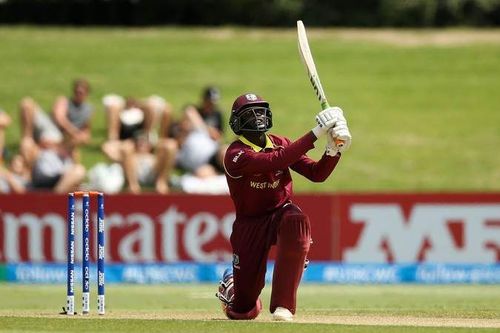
[326,121,351,156]
[312,107,343,138]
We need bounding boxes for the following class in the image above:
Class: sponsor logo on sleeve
[232,150,244,163]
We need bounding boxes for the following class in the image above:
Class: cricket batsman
[216,93,351,321]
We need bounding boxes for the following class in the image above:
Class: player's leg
[219,219,273,320]
[218,268,263,320]
[270,204,311,319]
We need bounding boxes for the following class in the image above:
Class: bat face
[297,20,345,148]
[297,20,329,109]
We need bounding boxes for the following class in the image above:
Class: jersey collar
[238,134,274,152]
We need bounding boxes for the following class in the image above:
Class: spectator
[170,104,227,178]
[164,87,227,180]
[102,94,172,141]
[53,78,93,148]
[197,86,224,141]
[0,154,30,194]
[19,78,93,164]
[119,131,175,194]
[101,94,173,162]
[27,132,85,193]
[0,109,28,194]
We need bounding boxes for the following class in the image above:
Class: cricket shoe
[272,307,293,321]
[215,268,234,314]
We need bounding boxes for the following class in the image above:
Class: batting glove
[326,122,352,156]
[312,107,343,138]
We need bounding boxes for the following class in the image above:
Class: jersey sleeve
[224,132,316,177]
[290,152,341,182]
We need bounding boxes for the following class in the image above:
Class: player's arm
[225,107,340,176]
[290,152,340,182]
[291,109,351,181]
[225,131,316,176]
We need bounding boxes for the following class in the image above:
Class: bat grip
[335,138,345,148]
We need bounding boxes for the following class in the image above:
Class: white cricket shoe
[272,307,293,321]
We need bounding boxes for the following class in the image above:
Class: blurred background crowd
[0,79,229,194]
[0,0,498,195]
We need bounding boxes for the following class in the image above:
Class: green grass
[0,27,499,192]
[0,284,499,332]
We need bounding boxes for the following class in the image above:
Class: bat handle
[335,138,345,148]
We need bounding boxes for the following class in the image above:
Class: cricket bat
[297,20,344,148]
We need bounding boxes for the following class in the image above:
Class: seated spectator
[24,131,86,193]
[162,86,227,182]
[118,131,175,194]
[101,94,173,162]
[0,154,30,194]
[19,78,93,164]
[170,104,226,178]
[197,86,224,141]
[0,110,28,193]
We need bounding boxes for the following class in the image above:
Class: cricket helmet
[229,93,272,135]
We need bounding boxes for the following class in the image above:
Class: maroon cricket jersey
[223,131,340,218]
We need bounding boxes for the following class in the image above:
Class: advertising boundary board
[0,193,499,264]
[6,262,500,284]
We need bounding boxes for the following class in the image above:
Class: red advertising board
[337,193,500,263]
[0,193,499,263]
[0,193,335,263]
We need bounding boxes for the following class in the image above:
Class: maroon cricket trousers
[229,202,311,316]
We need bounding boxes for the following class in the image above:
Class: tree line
[0,0,499,27]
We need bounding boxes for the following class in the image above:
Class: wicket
[66,191,105,316]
